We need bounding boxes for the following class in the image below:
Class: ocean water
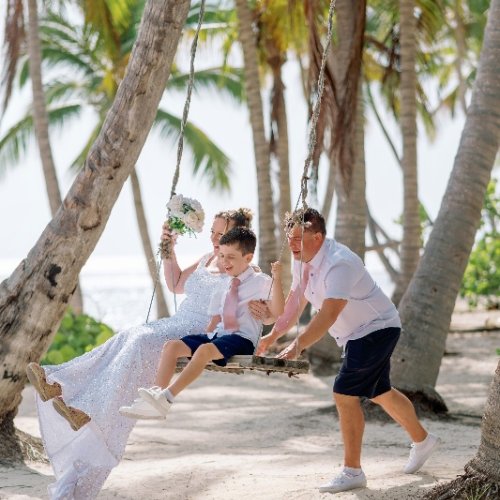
[0,255,395,332]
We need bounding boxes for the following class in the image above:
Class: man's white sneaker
[404,433,439,474]
[138,387,172,417]
[318,470,367,493]
[119,398,166,420]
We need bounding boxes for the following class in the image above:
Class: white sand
[1,312,498,499]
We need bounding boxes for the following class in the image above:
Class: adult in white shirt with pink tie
[258,207,439,494]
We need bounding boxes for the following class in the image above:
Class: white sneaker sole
[118,407,166,420]
[318,480,367,493]
[138,389,172,417]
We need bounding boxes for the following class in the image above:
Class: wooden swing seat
[177,355,309,376]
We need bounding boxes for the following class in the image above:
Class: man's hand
[249,299,271,322]
[276,340,300,360]
[256,332,276,355]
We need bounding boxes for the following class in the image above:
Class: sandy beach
[1,310,499,500]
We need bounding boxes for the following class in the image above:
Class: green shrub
[41,310,115,365]
[460,179,500,309]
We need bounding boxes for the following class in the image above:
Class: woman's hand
[161,222,178,245]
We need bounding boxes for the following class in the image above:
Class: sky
[0,21,469,289]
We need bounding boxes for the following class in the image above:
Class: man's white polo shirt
[291,238,401,346]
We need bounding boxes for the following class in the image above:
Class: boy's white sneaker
[404,433,439,474]
[318,470,367,493]
[138,387,172,416]
[119,398,166,420]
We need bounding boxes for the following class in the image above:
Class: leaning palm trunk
[424,361,500,499]
[392,0,500,394]
[0,0,190,463]
[234,0,277,274]
[26,0,83,313]
[130,168,169,319]
[391,0,420,306]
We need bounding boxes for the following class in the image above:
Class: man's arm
[277,298,347,359]
[255,293,308,355]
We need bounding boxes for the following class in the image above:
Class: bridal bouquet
[161,194,205,259]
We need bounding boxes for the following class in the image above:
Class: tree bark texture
[235,0,277,274]
[334,82,366,258]
[271,63,292,292]
[26,0,84,312]
[392,0,420,305]
[0,0,190,437]
[130,168,169,319]
[392,0,500,390]
[424,361,500,499]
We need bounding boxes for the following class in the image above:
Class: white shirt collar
[307,238,330,270]
[234,265,255,283]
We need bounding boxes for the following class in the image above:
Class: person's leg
[371,388,427,442]
[333,392,365,468]
[155,339,192,388]
[168,343,223,396]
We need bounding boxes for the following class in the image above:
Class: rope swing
[150,0,337,376]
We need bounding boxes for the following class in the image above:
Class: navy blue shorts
[181,333,255,367]
[333,327,401,399]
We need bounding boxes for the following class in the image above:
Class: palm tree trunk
[392,0,420,306]
[392,0,500,394]
[235,0,277,274]
[130,168,169,319]
[424,361,500,499]
[26,0,84,313]
[272,63,292,292]
[334,83,366,258]
[0,0,190,462]
[320,154,336,224]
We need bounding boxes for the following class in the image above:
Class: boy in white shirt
[120,227,284,419]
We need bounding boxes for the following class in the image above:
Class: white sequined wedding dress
[36,254,227,499]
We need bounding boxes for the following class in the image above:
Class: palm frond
[0,114,33,176]
[0,104,82,175]
[153,109,231,192]
[167,67,244,104]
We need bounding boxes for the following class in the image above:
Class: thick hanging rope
[267,0,336,287]
[258,0,336,361]
[146,0,207,323]
[290,0,336,357]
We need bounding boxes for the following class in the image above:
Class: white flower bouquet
[161,194,205,259]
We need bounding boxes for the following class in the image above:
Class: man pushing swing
[257,207,439,494]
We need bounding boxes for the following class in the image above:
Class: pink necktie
[274,263,310,333]
[223,278,241,331]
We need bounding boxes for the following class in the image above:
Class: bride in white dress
[27,209,252,499]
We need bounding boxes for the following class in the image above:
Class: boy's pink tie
[274,263,310,333]
[223,278,241,331]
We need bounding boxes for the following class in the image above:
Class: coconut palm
[1,4,240,318]
[0,0,190,464]
[234,0,277,274]
[2,0,84,312]
[391,0,420,305]
[391,0,500,402]
[425,363,500,499]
